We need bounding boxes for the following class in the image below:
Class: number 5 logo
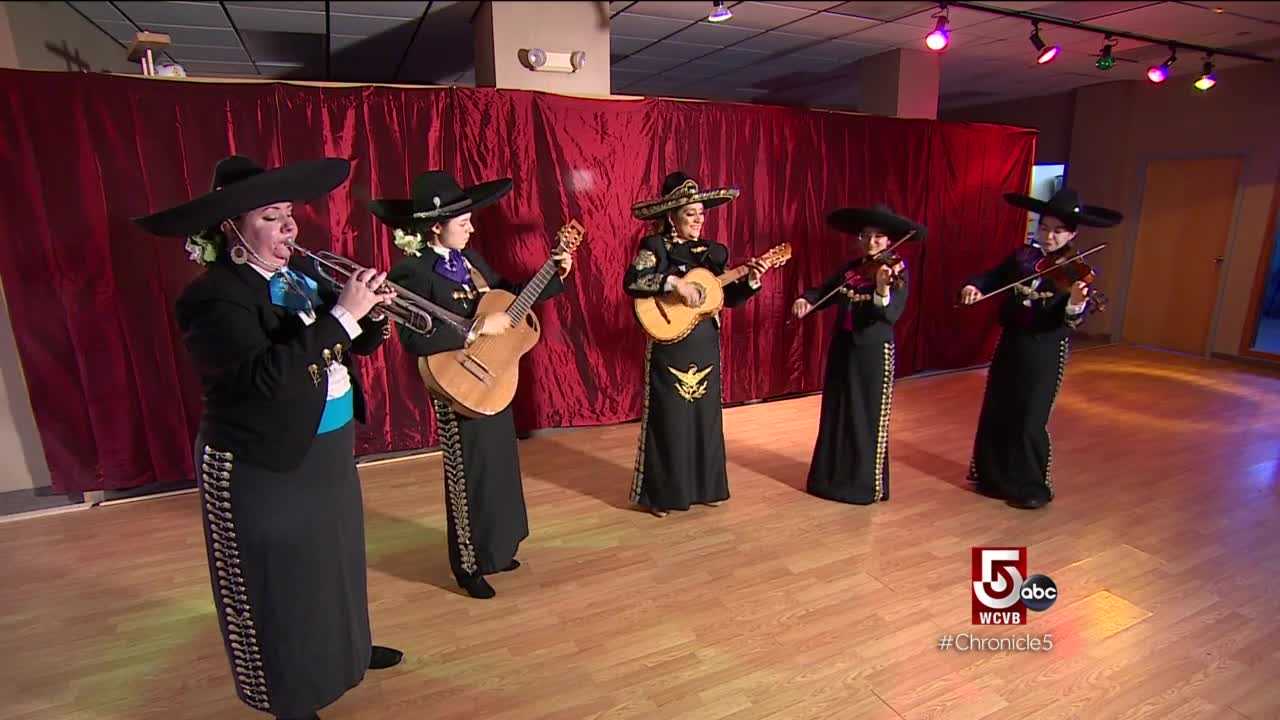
[972,548,1025,610]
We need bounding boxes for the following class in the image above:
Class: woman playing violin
[792,204,924,505]
[959,188,1122,509]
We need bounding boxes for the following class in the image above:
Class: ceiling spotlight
[1029,22,1060,64]
[708,0,732,23]
[1147,47,1176,83]
[1194,57,1216,90]
[925,11,950,51]
[1095,35,1117,70]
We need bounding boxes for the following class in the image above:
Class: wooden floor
[2,344,1279,720]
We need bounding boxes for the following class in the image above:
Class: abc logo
[1020,574,1057,612]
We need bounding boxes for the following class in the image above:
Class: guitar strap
[466,260,491,294]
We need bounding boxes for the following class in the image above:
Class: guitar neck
[506,250,561,324]
[716,264,752,286]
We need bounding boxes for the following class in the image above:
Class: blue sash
[316,388,354,435]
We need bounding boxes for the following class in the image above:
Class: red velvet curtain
[0,70,1034,492]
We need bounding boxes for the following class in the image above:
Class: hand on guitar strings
[746,258,769,286]
[672,277,705,308]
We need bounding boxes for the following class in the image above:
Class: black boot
[499,559,521,573]
[457,573,496,599]
[369,645,403,670]
[276,715,319,720]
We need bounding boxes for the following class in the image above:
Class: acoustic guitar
[634,243,791,343]
[419,220,586,418]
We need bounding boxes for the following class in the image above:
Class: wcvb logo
[971,547,1057,625]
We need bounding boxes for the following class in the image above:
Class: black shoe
[276,715,319,720]
[369,645,403,670]
[500,559,521,573]
[1007,496,1049,510]
[457,574,496,599]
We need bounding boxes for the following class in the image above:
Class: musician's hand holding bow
[792,298,813,319]
[959,284,983,305]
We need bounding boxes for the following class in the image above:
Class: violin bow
[967,243,1108,305]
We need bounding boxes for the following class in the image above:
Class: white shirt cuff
[873,289,891,307]
[748,276,762,290]
[1066,300,1087,316]
[330,306,364,340]
[663,275,677,292]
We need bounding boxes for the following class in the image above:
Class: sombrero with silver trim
[827,204,927,241]
[369,170,512,227]
[1003,187,1122,228]
[631,171,739,221]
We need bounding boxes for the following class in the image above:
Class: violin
[846,250,907,291]
[1033,246,1108,313]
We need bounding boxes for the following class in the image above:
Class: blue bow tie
[433,248,471,285]
[268,268,321,314]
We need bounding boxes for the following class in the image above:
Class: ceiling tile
[1184,1,1280,22]
[329,2,428,18]
[226,5,325,34]
[614,53,684,72]
[610,13,694,39]
[225,1,323,10]
[783,11,880,38]
[179,60,259,76]
[687,46,772,67]
[734,30,826,53]
[627,1,718,20]
[1033,2,1167,22]
[633,39,720,61]
[92,20,144,45]
[841,20,938,47]
[827,1,936,21]
[612,34,655,54]
[114,1,229,28]
[790,38,884,62]
[328,12,417,35]
[130,24,241,47]
[671,20,761,45]
[168,44,252,63]
[69,1,130,23]
[783,1,847,9]
[241,30,325,66]
[722,2,817,30]
[657,60,730,80]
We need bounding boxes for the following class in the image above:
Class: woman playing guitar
[623,171,772,518]
[792,204,924,505]
[958,187,1121,510]
[373,170,572,599]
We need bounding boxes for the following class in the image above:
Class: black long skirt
[432,399,528,579]
[806,338,896,505]
[197,422,370,718]
[631,318,729,511]
[968,333,1070,505]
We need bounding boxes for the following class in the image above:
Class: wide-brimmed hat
[133,155,350,236]
[368,170,512,228]
[827,204,926,241]
[1003,187,1122,228]
[631,171,739,221]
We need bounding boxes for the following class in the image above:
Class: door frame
[1237,171,1280,362]
[1118,152,1247,357]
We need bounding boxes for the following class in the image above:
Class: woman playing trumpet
[134,155,402,720]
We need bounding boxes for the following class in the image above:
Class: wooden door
[1122,157,1241,354]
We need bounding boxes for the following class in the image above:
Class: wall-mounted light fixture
[518,48,587,73]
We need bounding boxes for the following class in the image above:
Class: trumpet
[283,241,474,337]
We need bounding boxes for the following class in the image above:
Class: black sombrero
[1003,187,1123,228]
[133,155,350,236]
[827,204,927,241]
[368,170,513,227]
[631,171,739,221]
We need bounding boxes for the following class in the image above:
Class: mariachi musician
[134,155,402,720]
[373,170,572,599]
[959,187,1121,509]
[623,171,773,517]
[793,204,925,505]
